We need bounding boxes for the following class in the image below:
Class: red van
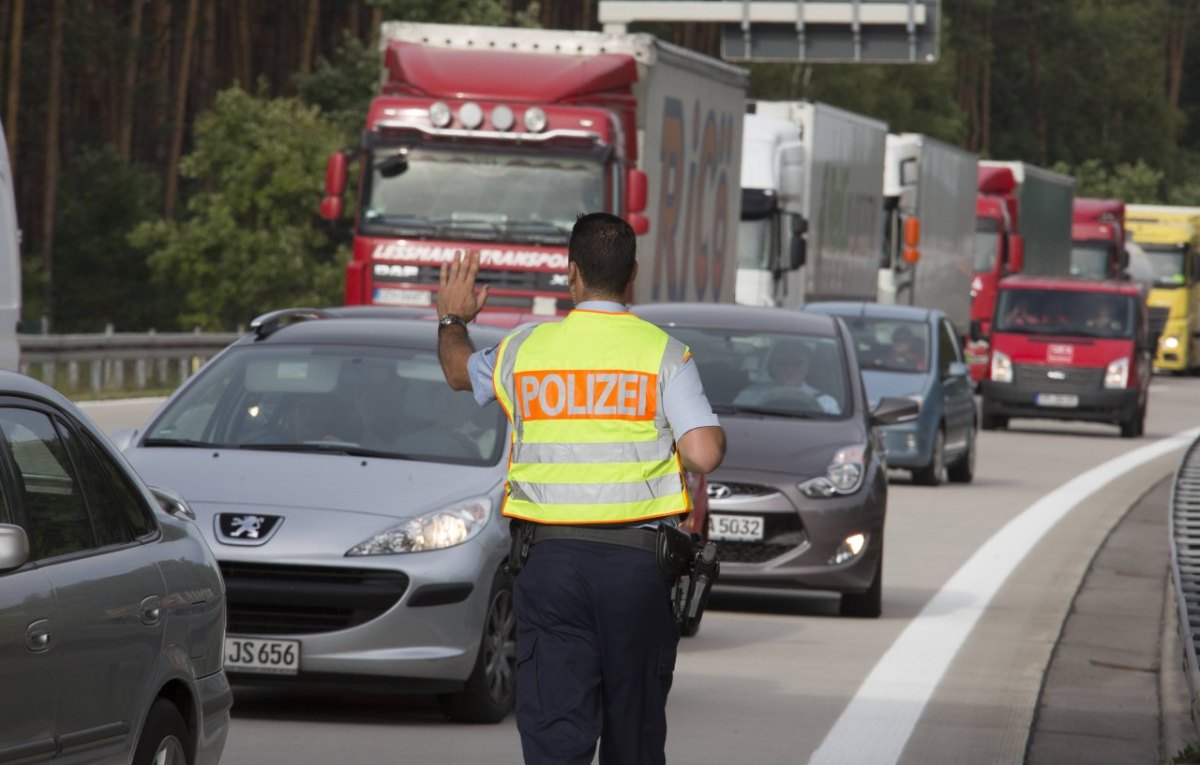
[979,276,1152,437]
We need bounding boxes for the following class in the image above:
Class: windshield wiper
[710,403,826,419]
[434,217,505,241]
[362,213,438,236]
[236,443,404,459]
[142,437,219,448]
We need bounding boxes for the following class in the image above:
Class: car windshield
[1070,243,1113,278]
[359,146,604,245]
[144,344,506,466]
[993,288,1136,339]
[974,216,1000,272]
[738,217,776,270]
[839,317,931,374]
[1141,243,1188,287]
[668,327,851,419]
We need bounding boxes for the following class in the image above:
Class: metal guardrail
[1170,434,1200,732]
[18,330,240,396]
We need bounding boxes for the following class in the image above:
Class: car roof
[243,309,511,349]
[805,301,939,323]
[632,303,842,336]
[0,370,76,406]
[998,275,1144,296]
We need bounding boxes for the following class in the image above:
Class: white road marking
[808,427,1200,765]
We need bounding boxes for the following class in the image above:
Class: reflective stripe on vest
[493,310,692,525]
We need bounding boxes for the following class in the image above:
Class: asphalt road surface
[81,377,1200,764]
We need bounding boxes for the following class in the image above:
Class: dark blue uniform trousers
[514,538,680,765]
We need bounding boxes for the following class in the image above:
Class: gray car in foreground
[633,304,916,617]
[117,309,518,722]
[0,371,230,765]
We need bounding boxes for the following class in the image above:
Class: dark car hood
[716,414,868,478]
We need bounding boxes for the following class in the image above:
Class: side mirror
[0,524,30,573]
[110,427,138,452]
[947,361,969,378]
[1008,234,1025,274]
[626,168,648,214]
[628,213,649,236]
[870,396,920,427]
[788,215,808,270]
[320,152,349,222]
[149,486,196,522]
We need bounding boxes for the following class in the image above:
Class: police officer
[437,213,726,765]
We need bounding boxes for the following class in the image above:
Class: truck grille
[717,515,808,564]
[1013,364,1103,393]
[220,562,410,636]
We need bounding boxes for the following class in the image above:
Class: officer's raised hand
[437,250,490,323]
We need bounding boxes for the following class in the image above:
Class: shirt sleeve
[662,358,720,437]
[466,344,500,407]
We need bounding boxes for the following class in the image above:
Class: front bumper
[219,535,505,688]
[980,381,1140,423]
[705,468,885,594]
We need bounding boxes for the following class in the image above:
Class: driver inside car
[734,340,840,414]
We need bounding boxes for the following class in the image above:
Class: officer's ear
[629,260,639,287]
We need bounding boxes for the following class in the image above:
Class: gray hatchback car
[0,371,230,765]
[117,308,518,723]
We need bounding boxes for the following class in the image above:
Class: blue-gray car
[115,308,518,723]
[806,303,977,485]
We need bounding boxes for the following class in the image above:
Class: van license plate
[224,637,300,675]
[374,288,431,306]
[1036,393,1079,408]
[708,514,764,542]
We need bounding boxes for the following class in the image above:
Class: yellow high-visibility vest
[493,309,692,525]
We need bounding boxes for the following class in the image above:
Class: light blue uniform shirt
[465,301,721,437]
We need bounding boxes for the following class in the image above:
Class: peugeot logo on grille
[707,483,733,500]
[1047,370,1067,380]
[215,514,284,546]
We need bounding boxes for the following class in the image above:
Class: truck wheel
[1120,404,1146,439]
[911,429,944,486]
[840,555,882,618]
[133,699,190,765]
[438,569,517,724]
[947,426,976,484]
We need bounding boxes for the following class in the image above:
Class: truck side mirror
[789,215,808,270]
[1008,234,1025,273]
[320,152,348,222]
[627,169,648,215]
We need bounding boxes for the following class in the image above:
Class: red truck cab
[979,276,1151,438]
[1071,198,1127,279]
[968,167,1025,381]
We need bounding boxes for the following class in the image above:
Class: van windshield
[1141,243,1188,287]
[994,289,1136,339]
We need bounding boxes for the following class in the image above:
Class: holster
[505,520,533,576]
[655,525,695,579]
[659,526,720,632]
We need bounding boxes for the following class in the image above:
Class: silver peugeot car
[116,308,517,722]
[0,371,230,764]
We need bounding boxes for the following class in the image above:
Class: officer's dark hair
[568,213,636,296]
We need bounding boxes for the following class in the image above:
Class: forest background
[3,0,1199,331]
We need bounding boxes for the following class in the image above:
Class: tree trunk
[5,0,23,162]
[164,0,200,220]
[981,7,992,155]
[1165,1,1195,108]
[146,0,172,171]
[43,0,65,323]
[238,1,253,90]
[199,0,216,111]
[1024,0,1046,164]
[299,0,320,74]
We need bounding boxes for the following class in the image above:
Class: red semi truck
[320,22,748,313]
[1071,198,1127,279]
[966,161,1075,381]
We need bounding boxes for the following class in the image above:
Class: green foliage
[52,147,168,332]
[130,88,348,331]
[295,33,380,142]
[366,0,540,27]
[1051,158,1165,204]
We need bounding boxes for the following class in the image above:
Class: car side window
[57,422,155,546]
[82,428,157,539]
[0,474,11,524]
[938,321,959,377]
[0,407,96,559]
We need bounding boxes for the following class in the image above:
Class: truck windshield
[994,289,1135,339]
[738,217,776,269]
[1070,243,1113,278]
[360,147,605,245]
[974,216,1000,272]
[1141,243,1188,287]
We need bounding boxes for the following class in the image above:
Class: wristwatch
[438,314,467,329]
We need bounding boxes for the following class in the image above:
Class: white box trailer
[879,133,978,334]
[736,100,886,308]
[0,119,18,371]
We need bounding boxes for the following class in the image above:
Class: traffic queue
[1,18,1199,765]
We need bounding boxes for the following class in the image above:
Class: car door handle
[139,596,163,626]
[26,619,51,652]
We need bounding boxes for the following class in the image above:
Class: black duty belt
[527,524,659,553]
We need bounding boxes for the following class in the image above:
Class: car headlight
[346,497,490,555]
[1104,357,1129,389]
[798,445,866,498]
[990,349,1013,383]
[1163,335,1181,350]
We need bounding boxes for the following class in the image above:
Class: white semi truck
[878,133,978,334]
[0,119,18,371]
[736,100,886,308]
